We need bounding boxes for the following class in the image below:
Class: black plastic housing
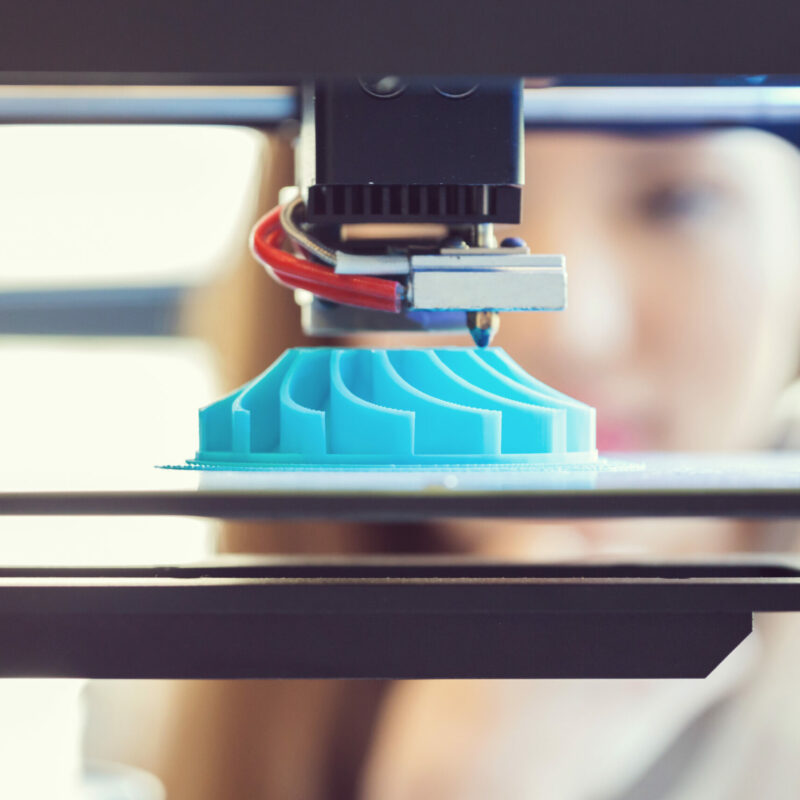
[303,78,523,224]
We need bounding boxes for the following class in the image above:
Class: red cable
[251,206,403,312]
[262,223,397,302]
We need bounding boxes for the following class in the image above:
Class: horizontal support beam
[2,1,800,80]
[0,559,794,678]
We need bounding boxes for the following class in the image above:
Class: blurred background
[0,113,285,798]
[3,86,800,799]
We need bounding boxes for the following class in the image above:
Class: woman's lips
[595,420,648,452]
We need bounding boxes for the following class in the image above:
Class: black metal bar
[3,488,800,519]
[0,559,796,678]
[2,0,800,81]
[0,609,750,680]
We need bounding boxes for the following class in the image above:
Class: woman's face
[358,133,800,800]
[499,129,800,451]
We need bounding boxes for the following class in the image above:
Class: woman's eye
[634,183,722,224]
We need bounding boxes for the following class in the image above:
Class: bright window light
[0,125,265,289]
[0,124,266,797]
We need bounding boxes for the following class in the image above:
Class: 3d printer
[1,0,800,688]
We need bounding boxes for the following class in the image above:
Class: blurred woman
[161,127,800,799]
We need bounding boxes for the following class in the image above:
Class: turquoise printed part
[191,347,596,467]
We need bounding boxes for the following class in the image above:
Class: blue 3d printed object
[190,348,596,468]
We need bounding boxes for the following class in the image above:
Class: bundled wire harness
[250,198,404,313]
